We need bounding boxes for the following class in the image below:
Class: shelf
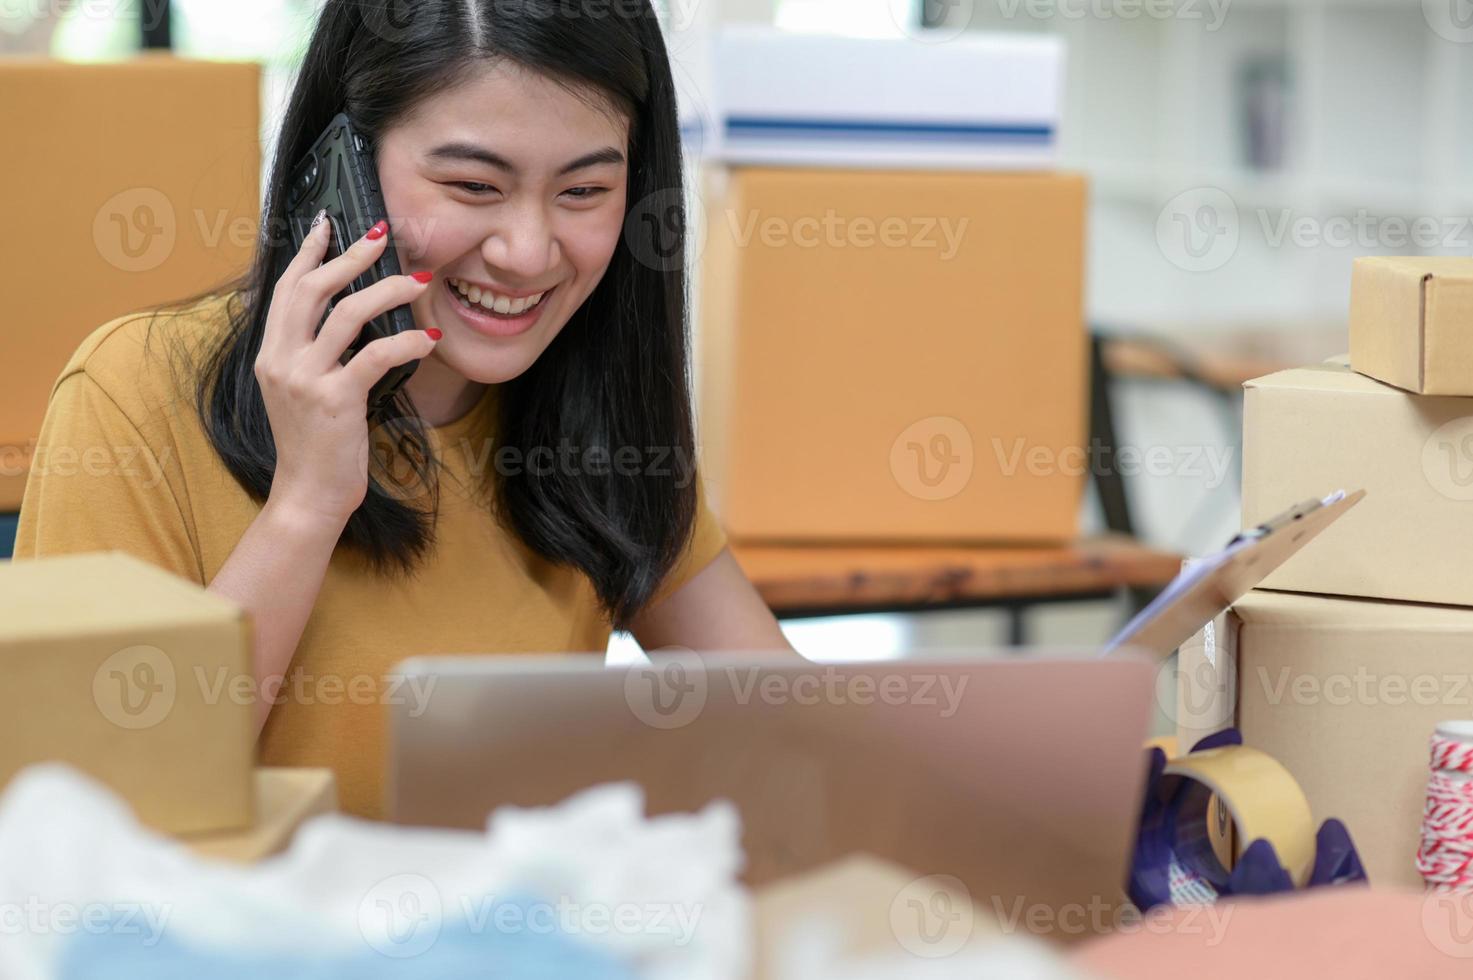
[988,4,1464,330]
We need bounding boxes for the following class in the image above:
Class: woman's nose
[481,206,558,282]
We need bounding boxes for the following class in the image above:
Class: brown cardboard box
[1350,256,1473,395]
[698,168,1088,544]
[1242,356,1473,606]
[181,768,337,863]
[0,54,261,509]
[1,551,255,834]
[1177,588,1473,887]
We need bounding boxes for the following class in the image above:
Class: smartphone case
[285,112,418,412]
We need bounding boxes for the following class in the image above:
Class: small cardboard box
[1,551,255,834]
[1349,256,1473,395]
[181,768,337,863]
[1177,588,1473,888]
[0,54,260,509]
[698,168,1088,544]
[1242,356,1473,606]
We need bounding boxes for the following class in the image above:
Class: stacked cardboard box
[1182,256,1473,887]
[0,55,261,510]
[698,169,1088,544]
[695,29,1088,546]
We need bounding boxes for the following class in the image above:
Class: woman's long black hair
[163,0,696,631]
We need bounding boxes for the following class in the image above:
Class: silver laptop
[385,650,1157,938]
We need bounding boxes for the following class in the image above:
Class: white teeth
[448,278,548,316]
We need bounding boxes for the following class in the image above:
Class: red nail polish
[410,271,433,284]
[365,220,388,241]
[425,328,443,341]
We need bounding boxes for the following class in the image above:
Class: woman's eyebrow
[425,142,625,175]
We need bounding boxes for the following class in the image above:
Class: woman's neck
[402,354,487,428]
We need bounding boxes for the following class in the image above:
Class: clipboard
[1104,489,1366,658]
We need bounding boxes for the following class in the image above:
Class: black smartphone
[285,111,418,413]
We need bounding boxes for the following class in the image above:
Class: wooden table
[731,535,1183,645]
[1099,326,1345,393]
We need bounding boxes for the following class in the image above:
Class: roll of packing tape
[1145,735,1179,758]
[1162,745,1317,889]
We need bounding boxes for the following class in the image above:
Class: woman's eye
[563,186,608,201]
[450,181,497,195]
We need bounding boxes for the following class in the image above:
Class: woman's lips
[443,278,554,338]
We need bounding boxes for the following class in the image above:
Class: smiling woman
[13,0,792,819]
[378,60,636,417]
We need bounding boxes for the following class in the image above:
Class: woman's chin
[428,341,536,386]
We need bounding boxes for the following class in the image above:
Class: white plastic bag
[0,764,748,980]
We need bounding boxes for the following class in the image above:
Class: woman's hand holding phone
[255,211,441,529]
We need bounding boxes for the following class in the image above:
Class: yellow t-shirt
[13,290,728,818]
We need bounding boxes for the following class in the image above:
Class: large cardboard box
[1,551,255,834]
[1350,256,1473,395]
[1177,588,1473,888]
[1242,356,1473,606]
[698,169,1088,543]
[0,54,261,510]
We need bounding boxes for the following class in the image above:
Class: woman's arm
[206,498,344,736]
[214,211,438,736]
[627,546,797,654]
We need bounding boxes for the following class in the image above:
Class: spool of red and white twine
[1417,721,1473,890]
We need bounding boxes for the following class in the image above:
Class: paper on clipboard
[1104,489,1365,659]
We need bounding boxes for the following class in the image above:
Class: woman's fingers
[339,327,441,399]
[262,210,338,353]
[308,272,433,374]
[266,215,391,352]
[296,218,393,317]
